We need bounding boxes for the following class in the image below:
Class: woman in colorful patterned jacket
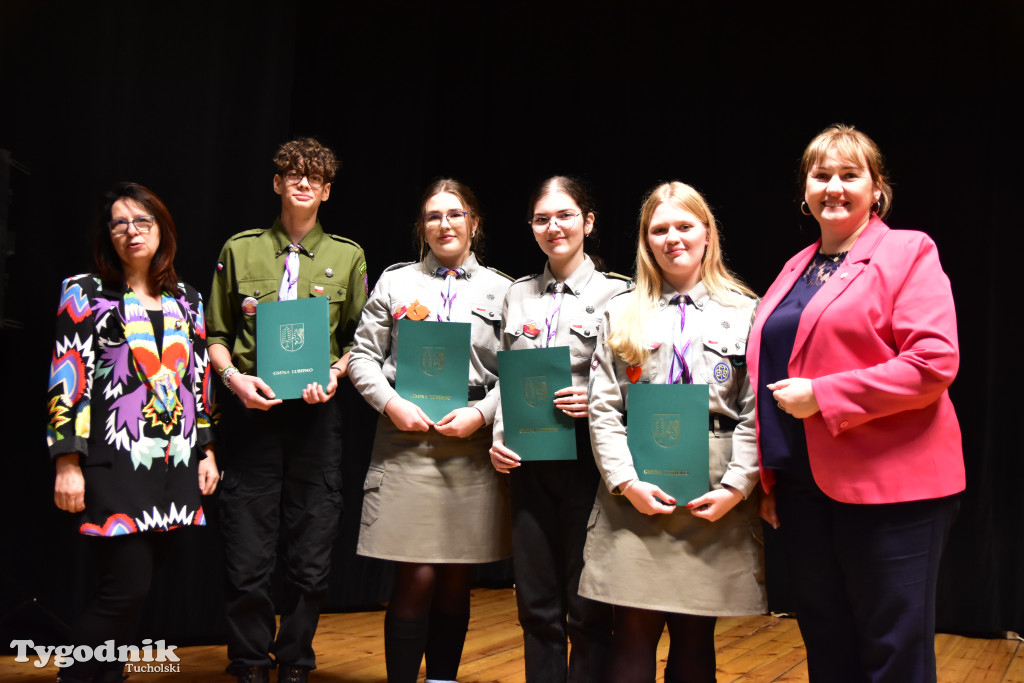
[46,182,218,683]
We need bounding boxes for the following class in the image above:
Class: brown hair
[527,175,605,271]
[95,182,181,296]
[800,123,893,218]
[415,178,485,261]
[273,137,339,183]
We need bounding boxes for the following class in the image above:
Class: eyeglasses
[424,211,469,229]
[531,211,579,229]
[282,170,327,189]
[109,215,156,237]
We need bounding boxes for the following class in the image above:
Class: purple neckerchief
[436,267,464,321]
[278,244,303,301]
[667,293,693,385]
[543,282,565,348]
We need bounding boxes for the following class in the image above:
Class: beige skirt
[357,413,512,563]
[578,437,766,616]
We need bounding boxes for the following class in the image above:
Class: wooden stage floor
[3,588,1022,682]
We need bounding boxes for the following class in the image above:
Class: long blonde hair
[606,181,755,366]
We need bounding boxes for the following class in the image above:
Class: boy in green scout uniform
[207,137,367,683]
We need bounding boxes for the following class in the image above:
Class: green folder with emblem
[497,346,577,460]
[256,297,331,401]
[627,383,710,505]
[395,319,471,422]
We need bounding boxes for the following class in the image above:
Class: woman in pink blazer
[746,124,964,683]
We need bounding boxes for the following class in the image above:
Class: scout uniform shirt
[348,251,511,424]
[588,280,759,497]
[492,255,630,443]
[207,218,368,374]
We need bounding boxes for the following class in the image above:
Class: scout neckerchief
[667,293,693,385]
[279,243,304,301]
[435,266,464,321]
[543,281,566,348]
[123,289,189,436]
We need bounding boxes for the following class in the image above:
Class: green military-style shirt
[207,217,368,374]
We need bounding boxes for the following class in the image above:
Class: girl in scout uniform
[579,182,766,683]
[488,176,627,683]
[348,178,512,683]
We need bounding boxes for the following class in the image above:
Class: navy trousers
[774,469,958,683]
[218,397,344,672]
[508,420,613,683]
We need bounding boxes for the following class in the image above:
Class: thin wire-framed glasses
[283,170,326,189]
[531,211,579,229]
[424,211,469,229]
[109,215,156,237]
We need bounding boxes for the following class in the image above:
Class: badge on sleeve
[241,296,258,316]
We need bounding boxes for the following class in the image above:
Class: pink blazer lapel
[789,218,889,365]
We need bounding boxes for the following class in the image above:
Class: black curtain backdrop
[1,0,1021,650]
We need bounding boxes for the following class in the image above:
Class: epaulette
[512,273,540,285]
[488,267,515,281]
[324,233,363,249]
[228,228,265,241]
[383,261,417,273]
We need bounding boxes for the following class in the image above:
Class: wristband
[221,366,240,392]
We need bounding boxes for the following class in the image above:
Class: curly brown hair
[273,137,339,183]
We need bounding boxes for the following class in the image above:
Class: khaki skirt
[578,436,766,616]
[357,413,512,563]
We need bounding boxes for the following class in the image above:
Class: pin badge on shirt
[586,305,595,314]
[523,322,541,338]
[325,268,334,278]
[406,300,430,321]
[241,296,258,316]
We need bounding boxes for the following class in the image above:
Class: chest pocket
[236,278,279,331]
[308,280,347,302]
[567,316,602,359]
[471,302,502,347]
[699,334,746,387]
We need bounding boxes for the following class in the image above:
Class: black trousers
[508,420,613,683]
[774,468,958,683]
[218,397,344,671]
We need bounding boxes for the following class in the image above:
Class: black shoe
[278,664,308,683]
[234,665,271,683]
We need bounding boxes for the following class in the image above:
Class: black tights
[604,606,717,683]
[64,533,167,682]
[384,562,472,682]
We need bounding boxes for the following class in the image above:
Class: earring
[800,201,812,216]
[472,231,477,237]
[871,201,880,213]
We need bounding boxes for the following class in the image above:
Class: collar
[540,254,596,295]
[423,251,480,280]
[657,279,709,310]
[269,217,326,259]
[844,215,889,264]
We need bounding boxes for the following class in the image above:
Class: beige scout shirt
[348,252,512,423]
[492,255,630,443]
[588,280,759,496]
